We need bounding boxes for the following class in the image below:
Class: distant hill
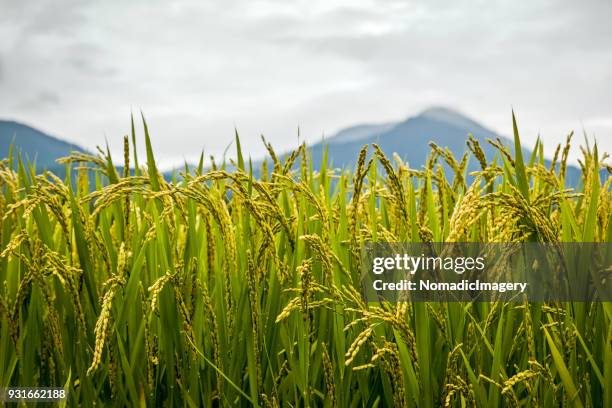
[1,110,593,187]
[302,107,585,186]
[327,123,395,145]
[307,107,517,170]
[0,120,85,170]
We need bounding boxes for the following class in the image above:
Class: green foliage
[0,116,610,407]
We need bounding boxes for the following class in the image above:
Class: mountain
[327,123,395,145]
[306,107,510,171]
[301,107,585,185]
[0,120,85,170]
[1,109,591,187]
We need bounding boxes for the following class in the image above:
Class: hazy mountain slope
[294,106,584,185]
[0,120,85,169]
[1,111,589,187]
[306,107,504,170]
[327,122,395,145]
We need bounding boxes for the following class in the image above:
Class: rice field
[0,115,610,406]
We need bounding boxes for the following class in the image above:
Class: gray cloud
[0,0,610,167]
[16,91,61,111]
[67,43,117,77]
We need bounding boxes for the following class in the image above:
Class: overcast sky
[1,0,611,168]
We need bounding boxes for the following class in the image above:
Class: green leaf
[582,144,600,242]
[130,111,140,175]
[512,111,530,202]
[235,128,245,171]
[544,327,584,408]
[141,112,160,191]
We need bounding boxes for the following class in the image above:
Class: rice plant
[0,114,610,406]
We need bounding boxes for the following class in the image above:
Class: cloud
[0,0,609,166]
[16,91,61,111]
[66,43,117,77]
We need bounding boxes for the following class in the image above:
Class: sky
[1,0,611,169]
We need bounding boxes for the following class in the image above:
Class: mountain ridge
[0,108,591,187]
[0,119,86,169]
[301,106,508,171]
